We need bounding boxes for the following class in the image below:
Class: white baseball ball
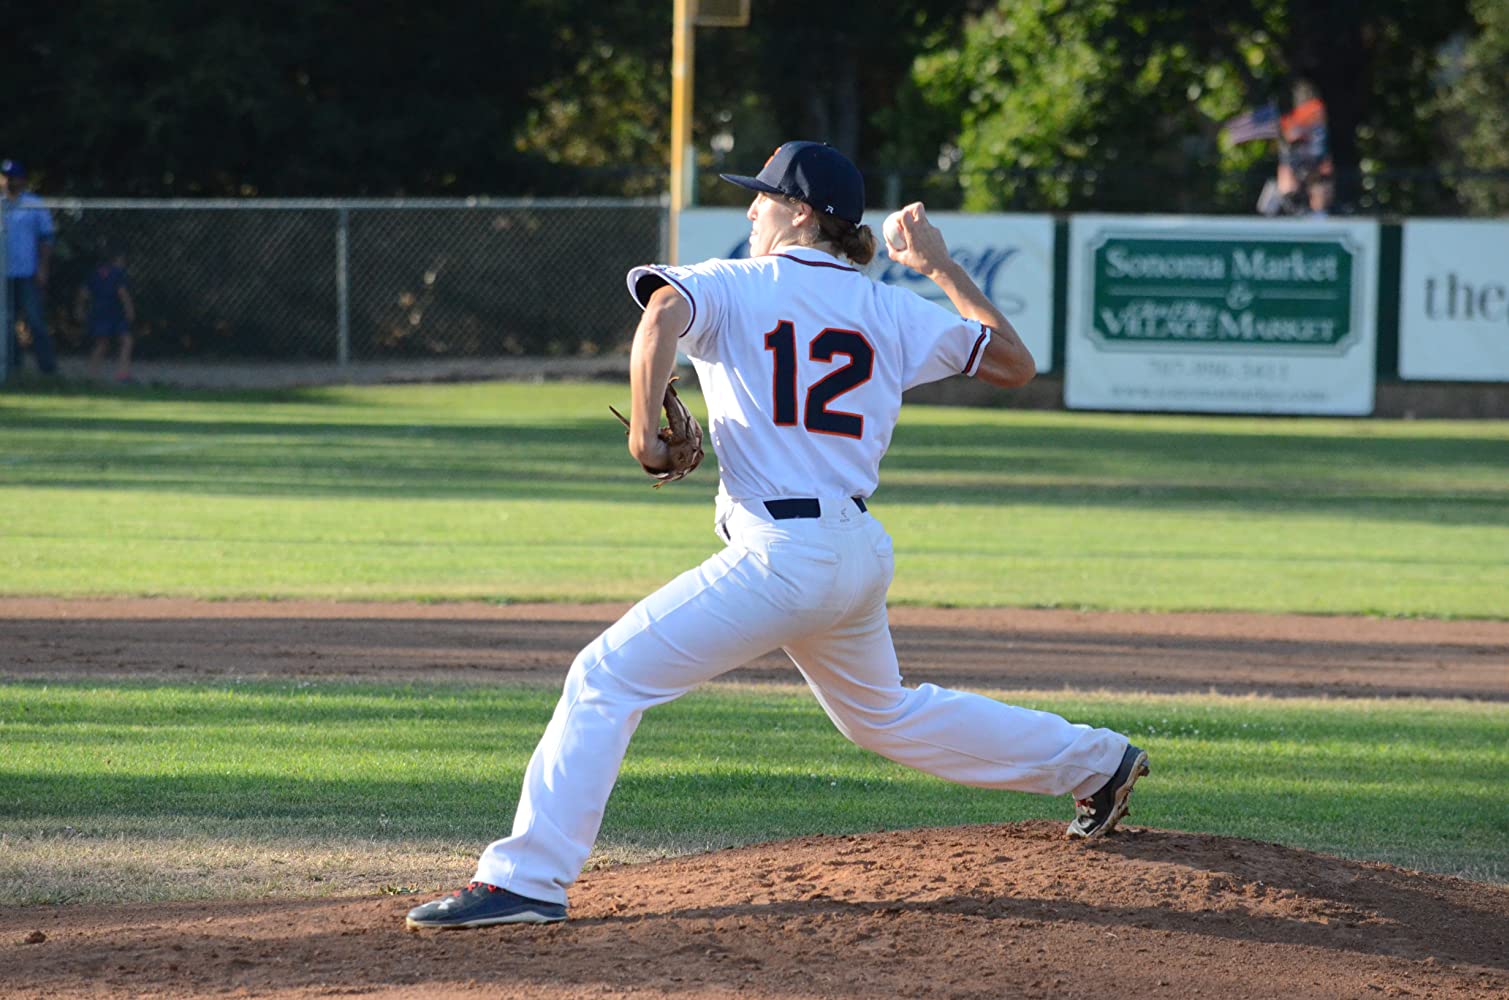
[882,210,907,252]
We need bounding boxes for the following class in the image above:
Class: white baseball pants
[474,497,1129,904]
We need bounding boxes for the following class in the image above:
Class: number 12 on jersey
[763,321,875,439]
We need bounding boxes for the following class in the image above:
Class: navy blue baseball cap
[720,141,865,224]
[0,159,25,178]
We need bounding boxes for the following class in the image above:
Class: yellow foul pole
[669,0,695,264]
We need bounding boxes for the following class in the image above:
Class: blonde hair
[782,196,877,266]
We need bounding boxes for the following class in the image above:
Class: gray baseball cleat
[405,881,567,930]
[1066,744,1150,839]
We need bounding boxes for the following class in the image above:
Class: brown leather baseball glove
[610,377,705,487]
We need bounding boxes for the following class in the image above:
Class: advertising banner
[677,209,1058,371]
[1399,220,1509,382]
[1066,216,1379,414]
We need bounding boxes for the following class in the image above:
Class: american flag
[1222,103,1281,145]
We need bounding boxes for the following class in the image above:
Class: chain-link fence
[12,199,663,370]
[7,177,1505,382]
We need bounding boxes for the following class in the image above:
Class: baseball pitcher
[407,141,1149,930]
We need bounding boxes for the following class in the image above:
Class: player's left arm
[891,203,1035,388]
[927,260,1035,388]
[626,284,690,470]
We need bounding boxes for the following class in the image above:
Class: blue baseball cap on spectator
[720,141,865,225]
[0,159,25,178]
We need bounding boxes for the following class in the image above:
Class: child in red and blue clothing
[78,245,136,383]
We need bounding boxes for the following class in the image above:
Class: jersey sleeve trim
[963,327,992,377]
[624,264,698,338]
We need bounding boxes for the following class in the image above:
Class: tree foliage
[913,0,1246,211]
[513,36,671,197]
[6,0,977,200]
[406,0,980,205]
[10,0,571,195]
[1,0,1503,213]
[911,0,1483,213]
[1437,0,1509,213]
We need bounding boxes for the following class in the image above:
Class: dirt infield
[4,599,1508,998]
[4,598,1508,699]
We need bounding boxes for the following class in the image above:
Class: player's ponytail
[836,223,878,267]
[815,213,877,267]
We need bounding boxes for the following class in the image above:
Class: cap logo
[826,204,835,214]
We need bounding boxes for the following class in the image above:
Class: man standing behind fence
[1,159,58,377]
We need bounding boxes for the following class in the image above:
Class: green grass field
[1,381,1505,904]
[2,681,1504,904]
[2,381,1506,615]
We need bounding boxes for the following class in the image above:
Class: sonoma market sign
[1067,217,1378,415]
[1091,239,1354,349]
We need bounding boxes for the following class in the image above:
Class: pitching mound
[7,821,1506,999]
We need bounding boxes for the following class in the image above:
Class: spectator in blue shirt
[77,244,136,383]
[1,159,58,376]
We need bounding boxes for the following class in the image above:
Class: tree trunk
[801,39,861,159]
[1288,0,1368,212]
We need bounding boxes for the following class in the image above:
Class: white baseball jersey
[626,246,992,503]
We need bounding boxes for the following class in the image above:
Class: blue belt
[763,497,867,520]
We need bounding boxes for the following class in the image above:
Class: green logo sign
[1087,233,1358,352]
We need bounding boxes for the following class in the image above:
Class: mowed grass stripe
[1,382,1505,616]
[1,680,1504,905]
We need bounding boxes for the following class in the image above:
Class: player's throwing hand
[884,202,950,276]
